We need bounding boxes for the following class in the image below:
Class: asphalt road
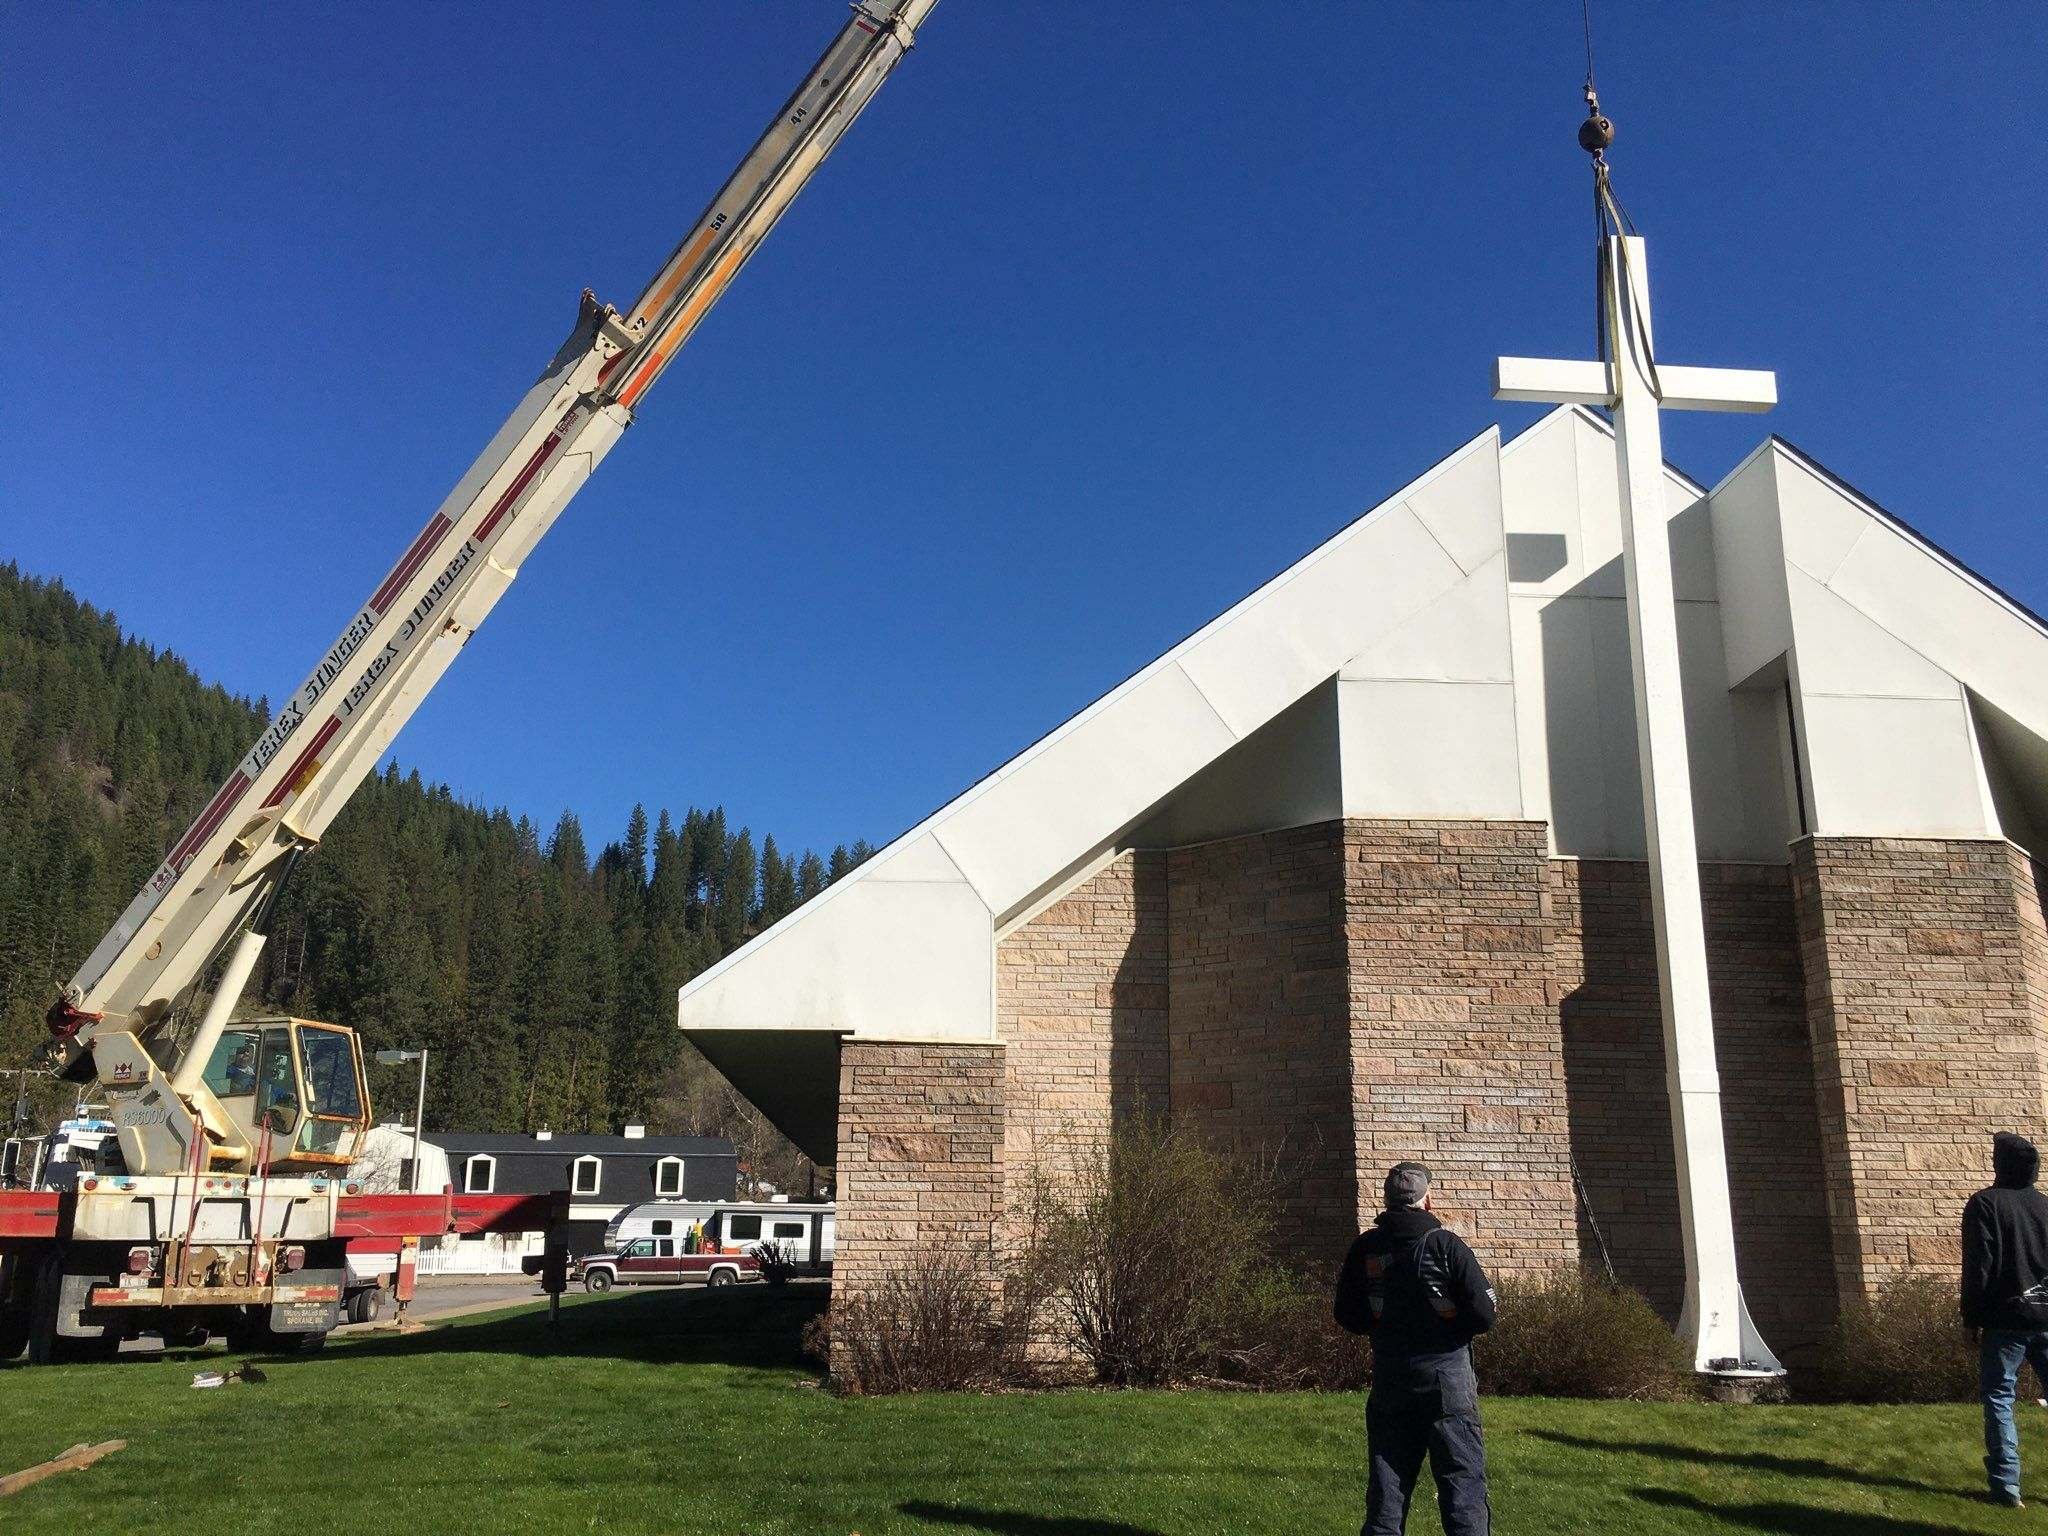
[377,1273,548,1322]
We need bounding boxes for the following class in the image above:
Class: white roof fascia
[1767,440,2048,734]
[680,420,1506,1017]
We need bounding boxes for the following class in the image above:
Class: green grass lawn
[0,1283,2026,1535]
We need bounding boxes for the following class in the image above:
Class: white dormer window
[655,1157,684,1197]
[571,1155,602,1196]
[463,1154,495,1194]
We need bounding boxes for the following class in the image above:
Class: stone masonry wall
[1167,823,1356,1264]
[1345,820,1577,1275]
[831,1039,1006,1351]
[1792,837,2048,1300]
[997,852,1169,1226]
[1551,859,1838,1351]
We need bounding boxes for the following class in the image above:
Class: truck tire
[0,1308,28,1361]
[25,1251,119,1366]
[584,1268,613,1293]
[226,1315,328,1355]
[708,1268,735,1288]
[0,1255,29,1360]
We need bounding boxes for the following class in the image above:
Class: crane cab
[194,1017,371,1172]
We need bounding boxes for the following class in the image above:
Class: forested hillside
[0,561,868,1186]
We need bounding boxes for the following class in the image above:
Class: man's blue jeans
[1981,1328,2048,1498]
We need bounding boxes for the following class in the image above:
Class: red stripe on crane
[167,772,252,871]
[369,514,454,615]
[473,434,561,544]
[260,715,342,809]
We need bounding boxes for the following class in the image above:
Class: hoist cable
[1576,0,1663,402]
[1581,0,1598,99]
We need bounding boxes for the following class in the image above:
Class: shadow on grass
[319,1280,827,1373]
[1530,1429,1959,1499]
[1635,1487,1985,1535]
[899,1502,1167,1536]
[0,1348,222,1374]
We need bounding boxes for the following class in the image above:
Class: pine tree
[619,803,650,919]
[758,835,798,925]
[0,559,836,1178]
[717,829,757,952]
[795,850,826,904]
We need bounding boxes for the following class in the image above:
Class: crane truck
[0,0,941,1364]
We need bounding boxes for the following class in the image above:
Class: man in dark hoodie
[1334,1161,1497,1536]
[1965,1131,2048,1508]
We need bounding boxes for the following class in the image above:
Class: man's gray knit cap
[1384,1162,1432,1209]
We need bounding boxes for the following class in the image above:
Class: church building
[679,403,2048,1355]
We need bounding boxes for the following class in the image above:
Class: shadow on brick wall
[1557,859,1839,1360]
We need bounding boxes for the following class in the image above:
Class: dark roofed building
[429,1129,736,1253]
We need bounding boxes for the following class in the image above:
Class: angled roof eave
[680,416,1509,1009]
[1763,435,2048,640]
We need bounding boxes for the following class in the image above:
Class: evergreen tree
[619,803,650,917]
[717,829,757,952]
[0,559,836,1184]
[795,850,826,904]
[758,835,798,925]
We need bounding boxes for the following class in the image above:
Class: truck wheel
[25,1254,77,1365]
[584,1269,613,1293]
[708,1268,735,1288]
[227,1321,327,1354]
[0,1308,29,1362]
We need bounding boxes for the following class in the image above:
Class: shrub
[1017,1118,1282,1387]
[825,1241,1008,1396]
[752,1240,800,1288]
[1810,1272,1980,1403]
[1215,1265,1371,1391]
[1474,1266,1696,1401]
[800,1308,831,1369]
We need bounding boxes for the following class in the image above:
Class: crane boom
[50,0,939,1081]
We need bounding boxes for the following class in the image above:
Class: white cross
[1496,234,1782,1377]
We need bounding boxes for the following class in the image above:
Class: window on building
[728,1214,762,1241]
[655,1157,685,1197]
[571,1156,601,1196]
[463,1155,495,1194]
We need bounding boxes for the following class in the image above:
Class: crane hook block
[1579,111,1615,157]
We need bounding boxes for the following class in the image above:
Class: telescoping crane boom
[2,0,939,1363]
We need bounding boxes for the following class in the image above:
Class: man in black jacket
[1334,1161,1497,1536]
[1964,1131,2048,1507]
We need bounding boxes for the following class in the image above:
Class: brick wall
[832,1040,1006,1336]
[1552,859,1837,1350]
[1792,836,2048,1299]
[1345,820,1576,1274]
[1167,823,1357,1263]
[998,852,1169,1221]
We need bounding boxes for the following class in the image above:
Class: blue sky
[7,2,2044,863]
